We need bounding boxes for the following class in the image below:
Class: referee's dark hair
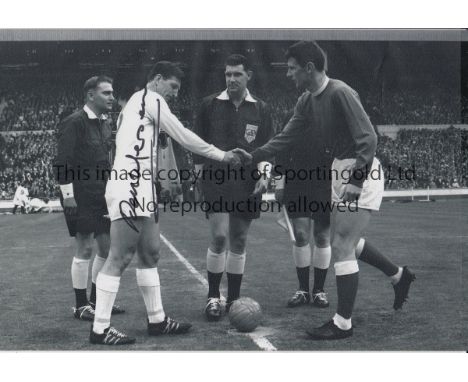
[147,61,184,82]
[285,41,327,72]
[83,75,113,98]
[225,54,251,72]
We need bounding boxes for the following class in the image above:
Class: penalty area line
[160,233,277,351]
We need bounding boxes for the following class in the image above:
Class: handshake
[222,148,253,167]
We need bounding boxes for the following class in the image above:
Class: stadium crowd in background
[0,132,58,199]
[0,79,81,132]
[364,90,460,125]
[377,127,468,189]
[0,73,464,132]
[0,74,467,200]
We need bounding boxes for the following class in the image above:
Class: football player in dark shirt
[239,41,415,340]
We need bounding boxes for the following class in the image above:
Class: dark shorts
[283,179,331,222]
[60,190,110,237]
[201,179,262,220]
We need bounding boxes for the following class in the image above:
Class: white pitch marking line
[160,234,208,288]
[228,326,278,351]
[160,233,277,351]
[248,335,277,352]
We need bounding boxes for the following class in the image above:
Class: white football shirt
[106,88,225,221]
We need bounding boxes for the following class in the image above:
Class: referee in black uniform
[54,76,124,321]
[193,54,274,321]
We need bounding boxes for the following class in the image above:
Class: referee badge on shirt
[244,124,258,143]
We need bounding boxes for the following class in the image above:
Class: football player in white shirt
[90,61,245,345]
[12,182,29,214]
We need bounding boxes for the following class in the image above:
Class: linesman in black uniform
[274,110,332,309]
[54,76,124,321]
[194,54,274,321]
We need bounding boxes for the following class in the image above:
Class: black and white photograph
[0,29,467,352]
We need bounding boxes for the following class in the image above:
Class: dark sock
[207,271,223,298]
[313,267,328,293]
[336,272,359,319]
[358,241,399,277]
[74,288,88,308]
[227,273,243,302]
[90,282,97,304]
[296,266,310,292]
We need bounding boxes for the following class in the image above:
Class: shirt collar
[310,76,329,97]
[83,105,108,120]
[216,89,257,103]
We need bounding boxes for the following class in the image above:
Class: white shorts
[105,178,157,222]
[331,157,384,211]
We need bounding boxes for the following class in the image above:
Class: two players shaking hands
[63,148,262,216]
[208,147,270,197]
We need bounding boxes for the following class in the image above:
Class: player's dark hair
[225,54,251,72]
[285,41,326,71]
[147,61,184,82]
[83,75,113,97]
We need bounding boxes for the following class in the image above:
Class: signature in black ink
[119,123,147,233]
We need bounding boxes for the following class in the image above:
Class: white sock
[334,260,359,276]
[226,251,246,274]
[71,257,90,289]
[93,273,120,334]
[292,244,311,268]
[333,313,352,330]
[390,267,403,285]
[312,245,331,269]
[136,268,165,324]
[91,255,106,284]
[206,248,226,273]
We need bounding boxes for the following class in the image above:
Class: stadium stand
[0,131,58,199]
[0,38,465,199]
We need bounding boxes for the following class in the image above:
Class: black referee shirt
[54,107,113,196]
[193,89,273,169]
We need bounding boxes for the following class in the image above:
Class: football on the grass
[229,297,262,332]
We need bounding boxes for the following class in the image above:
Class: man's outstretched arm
[249,99,309,164]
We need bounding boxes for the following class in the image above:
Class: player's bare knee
[138,250,160,268]
[211,234,227,253]
[147,247,161,264]
[77,242,93,260]
[332,236,356,262]
[314,231,330,248]
[230,234,248,254]
[294,229,310,247]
